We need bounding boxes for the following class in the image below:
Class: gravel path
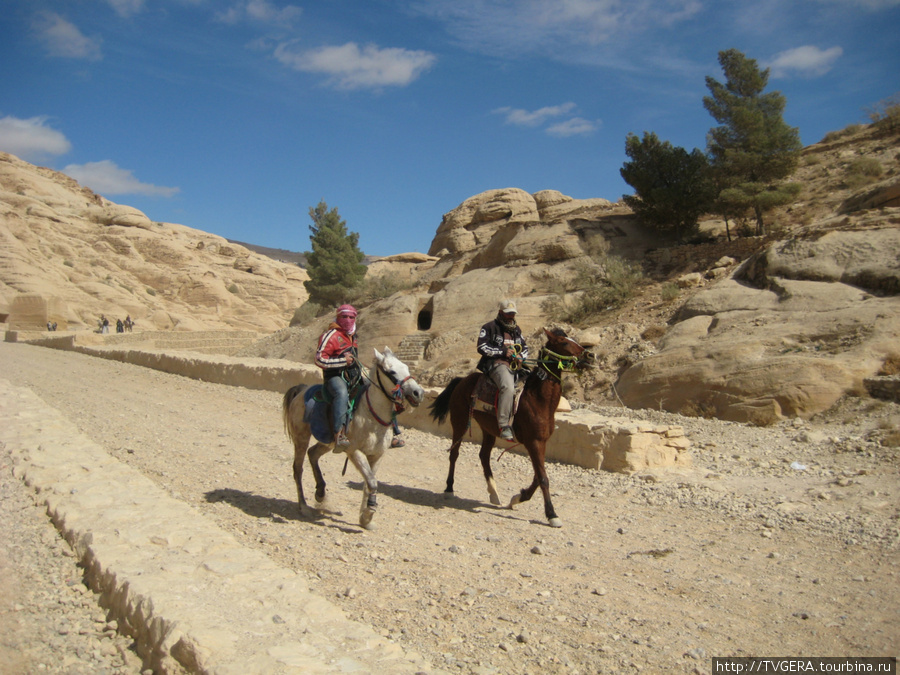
[0,341,898,674]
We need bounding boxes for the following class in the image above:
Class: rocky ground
[0,341,898,674]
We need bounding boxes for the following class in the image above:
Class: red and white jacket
[315,323,358,379]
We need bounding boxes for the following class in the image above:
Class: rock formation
[1,152,308,332]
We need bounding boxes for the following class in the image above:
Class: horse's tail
[282,384,307,444]
[429,377,463,425]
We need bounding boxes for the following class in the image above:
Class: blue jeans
[325,376,349,434]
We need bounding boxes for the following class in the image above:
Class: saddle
[302,382,365,444]
[470,374,525,418]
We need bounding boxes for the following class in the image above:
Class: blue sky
[1,0,898,257]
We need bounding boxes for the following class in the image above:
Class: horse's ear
[373,348,384,362]
[383,346,393,356]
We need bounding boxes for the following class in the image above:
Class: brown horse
[429,328,593,528]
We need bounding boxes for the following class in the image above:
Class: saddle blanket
[302,385,334,444]
[302,384,366,444]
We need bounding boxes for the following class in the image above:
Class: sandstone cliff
[0,152,308,332]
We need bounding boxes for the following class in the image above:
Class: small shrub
[291,301,323,327]
[660,282,680,303]
[542,255,645,325]
[849,157,883,178]
[63,259,74,268]
[146,287,156,296]
[879,355,900,376]
[865,93,900,131]
[353,274,417,304]
[845,157,884,189]
[641,325,667,341]
[228,284,239,294]
[821,124,863,143]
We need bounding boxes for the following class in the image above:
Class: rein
[364,365,411,427]
[523,347,582,381]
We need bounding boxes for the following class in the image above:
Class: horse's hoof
[508,494,521,510]
[489,494,501,506]
[548,517,563,528]
[359,510,375,529]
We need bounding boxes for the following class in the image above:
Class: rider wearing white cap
[476,299,528,441]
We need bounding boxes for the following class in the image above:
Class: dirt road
[1,341,897,674]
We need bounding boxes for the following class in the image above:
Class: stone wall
[20,332,691,475]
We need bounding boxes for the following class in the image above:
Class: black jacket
[476,316,528,372]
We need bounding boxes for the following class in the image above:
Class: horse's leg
[308,442,331,503]
[346,449,379,529]
[445,379,474,495]
[508,441,562,528]
[290,425,314,517]
[444,436,463,494]
[477,435,501,506]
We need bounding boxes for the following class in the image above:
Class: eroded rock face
[0,152,308,332]
[616,218,900,424]
[427,188,615,272]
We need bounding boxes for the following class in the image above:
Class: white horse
[282,347,425,529]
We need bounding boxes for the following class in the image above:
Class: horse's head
[542,328,596,372]
[373,347,425,407]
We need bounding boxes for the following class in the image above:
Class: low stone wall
[864,376,900,403]
[24,333,691,474]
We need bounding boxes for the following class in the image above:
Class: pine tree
[303,201,367,308]
[704,49,802,235]
[620,132,716,241]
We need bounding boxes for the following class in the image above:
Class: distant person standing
[124,315,134,332]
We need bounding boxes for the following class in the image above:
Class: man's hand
[345,353,355,365]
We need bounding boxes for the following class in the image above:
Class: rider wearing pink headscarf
[315,304,360,446]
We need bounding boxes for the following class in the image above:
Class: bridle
[523,339,591,382]
[364,361,414,427]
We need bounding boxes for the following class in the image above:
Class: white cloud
[546,117,598,137]
[412,0,702,54]
[0,116,72,161]
[274,42,436,89]
[106,0,145,18]
[63,161,180,197]
[768,45,844,78]
[493,103,577,127]
[32,12,102,60]
[492,103,596,136]
[217,0,302,26]
[814,0,900,8]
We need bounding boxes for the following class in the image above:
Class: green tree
[303,200,367,307]
[704,49,802,235]
[620,132,716,241]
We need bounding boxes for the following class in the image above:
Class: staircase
[394,333,433,368]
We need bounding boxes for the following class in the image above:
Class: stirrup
[500,426,514,441]
[335,429,350,447]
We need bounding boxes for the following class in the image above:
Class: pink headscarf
[336,304,357,335]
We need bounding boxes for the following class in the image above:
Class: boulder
[616,224,900,424]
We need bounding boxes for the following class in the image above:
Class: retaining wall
[14,331,691,474]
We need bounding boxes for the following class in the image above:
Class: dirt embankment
[0,341,898,674]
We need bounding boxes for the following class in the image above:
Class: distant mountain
[227,241,307,268]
